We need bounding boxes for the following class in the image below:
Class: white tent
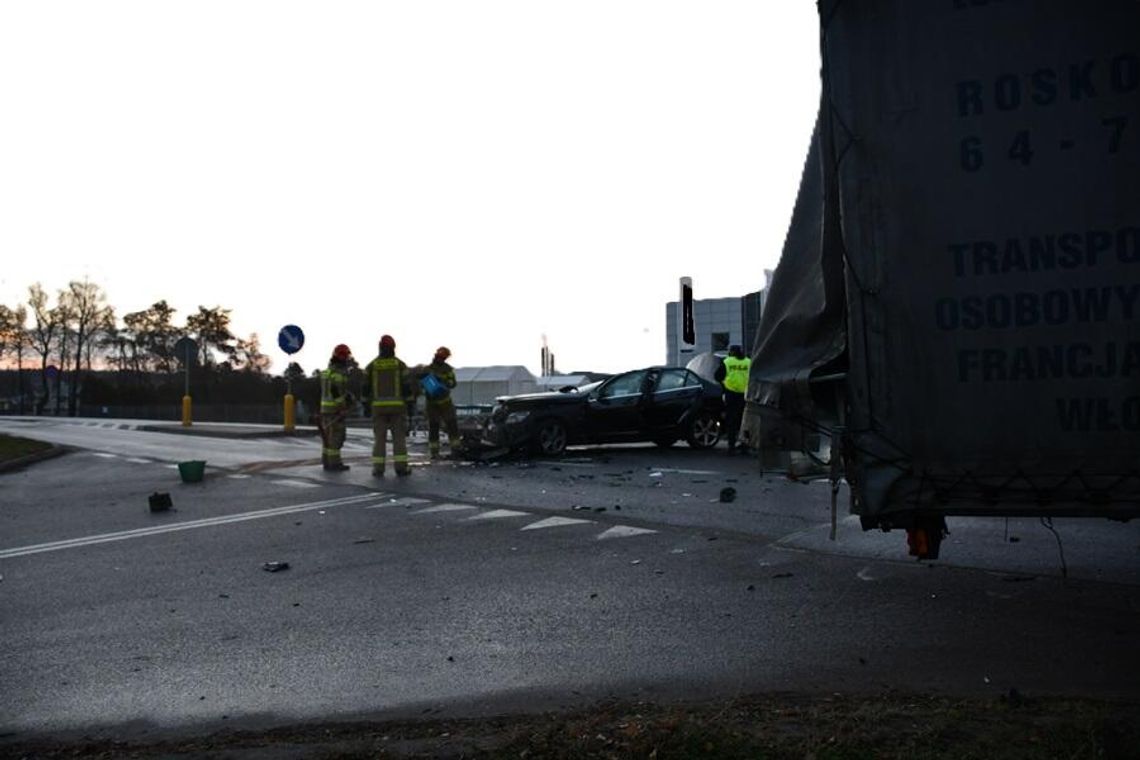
[452,366,537,405]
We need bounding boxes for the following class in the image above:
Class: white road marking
[465,509,530,521]
[125,457,151,464]
[275,479,320,488]
[521,516,594,531]
[412,503,479,514]
[366,497,432,510]
[91,452,119,459]
[227,474,251,479]
[0,493,387,559]
[597,525,658,540]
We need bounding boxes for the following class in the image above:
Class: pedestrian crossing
[397,498,658,541]
[73,452,661,545]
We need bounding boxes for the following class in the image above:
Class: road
[1,416,1138,743]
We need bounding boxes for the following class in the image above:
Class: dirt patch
[3,692,1137,759]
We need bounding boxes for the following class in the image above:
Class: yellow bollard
[283,393,295,433]
[181,395,192,427]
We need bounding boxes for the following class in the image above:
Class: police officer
[320,344,354,471]
[715,344,751,453]
[362,335,412,477]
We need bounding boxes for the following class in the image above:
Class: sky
[0,2,820,376]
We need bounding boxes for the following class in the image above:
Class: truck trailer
[744,0,1140,557]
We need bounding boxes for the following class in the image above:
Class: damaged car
[484,366,723,456]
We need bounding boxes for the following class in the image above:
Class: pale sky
[0,2,820,376]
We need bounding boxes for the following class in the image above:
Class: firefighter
[420,346,461,459]
[362,334,412,477]
[715,344,751,453]
[319,343,354,471]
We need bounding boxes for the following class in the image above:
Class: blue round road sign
[278,325,305,355]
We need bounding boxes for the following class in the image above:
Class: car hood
[495,389,588,406]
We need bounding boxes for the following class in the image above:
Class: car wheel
[533,418,568,456]
[685,411,721,449]
[653,437,677,448]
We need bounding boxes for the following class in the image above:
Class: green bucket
[178,460,206,483]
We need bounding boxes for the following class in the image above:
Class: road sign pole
[277,325,305,434]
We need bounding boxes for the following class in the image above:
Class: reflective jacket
[320,364,350,412]
[364,356,410,409]
[722,356,751,394]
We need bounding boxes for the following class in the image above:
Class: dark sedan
[484,366,724,456]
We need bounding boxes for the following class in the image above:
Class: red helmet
[332,344,351,361]
[379,334,396,350]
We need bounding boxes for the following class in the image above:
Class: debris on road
[353,538,375,544]
[719,487,737,503]
[262,561,290,573]
[148,492,172,512]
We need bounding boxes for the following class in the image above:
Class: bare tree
[233,333,271,373]
[60,279,113,415]
[27,284,63,414]
[52,293,74,415]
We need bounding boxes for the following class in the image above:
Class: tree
[52,292,74,415]
[0,304,30,411]
[27,284,63,414]
[283,362,306,384]
[60,279,114,415]
[233,333,270,373]
[185,306,237,367]
[0,304,22,363]
[122,301,179,373]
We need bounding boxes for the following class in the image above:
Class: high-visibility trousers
[371,406,409,475]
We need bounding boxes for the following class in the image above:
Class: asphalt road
[1,417,1138,743]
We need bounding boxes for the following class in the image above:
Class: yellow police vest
[722,356,751,394]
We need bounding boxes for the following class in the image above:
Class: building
[664,271,774,366]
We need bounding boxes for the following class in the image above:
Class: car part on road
[262,561,290,572]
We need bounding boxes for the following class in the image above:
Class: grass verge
[2,693,1137,759]
[0,433,52,464]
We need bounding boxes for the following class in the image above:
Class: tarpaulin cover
[749,0,1140,521]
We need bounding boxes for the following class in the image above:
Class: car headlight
[505,410,531,425]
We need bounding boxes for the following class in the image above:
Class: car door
[585,370,650,441]
[644,368,704,434]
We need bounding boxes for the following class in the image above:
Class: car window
[598,370,647,399]
[655,369,690,392]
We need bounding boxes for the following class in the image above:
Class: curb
[137,425,321,440]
